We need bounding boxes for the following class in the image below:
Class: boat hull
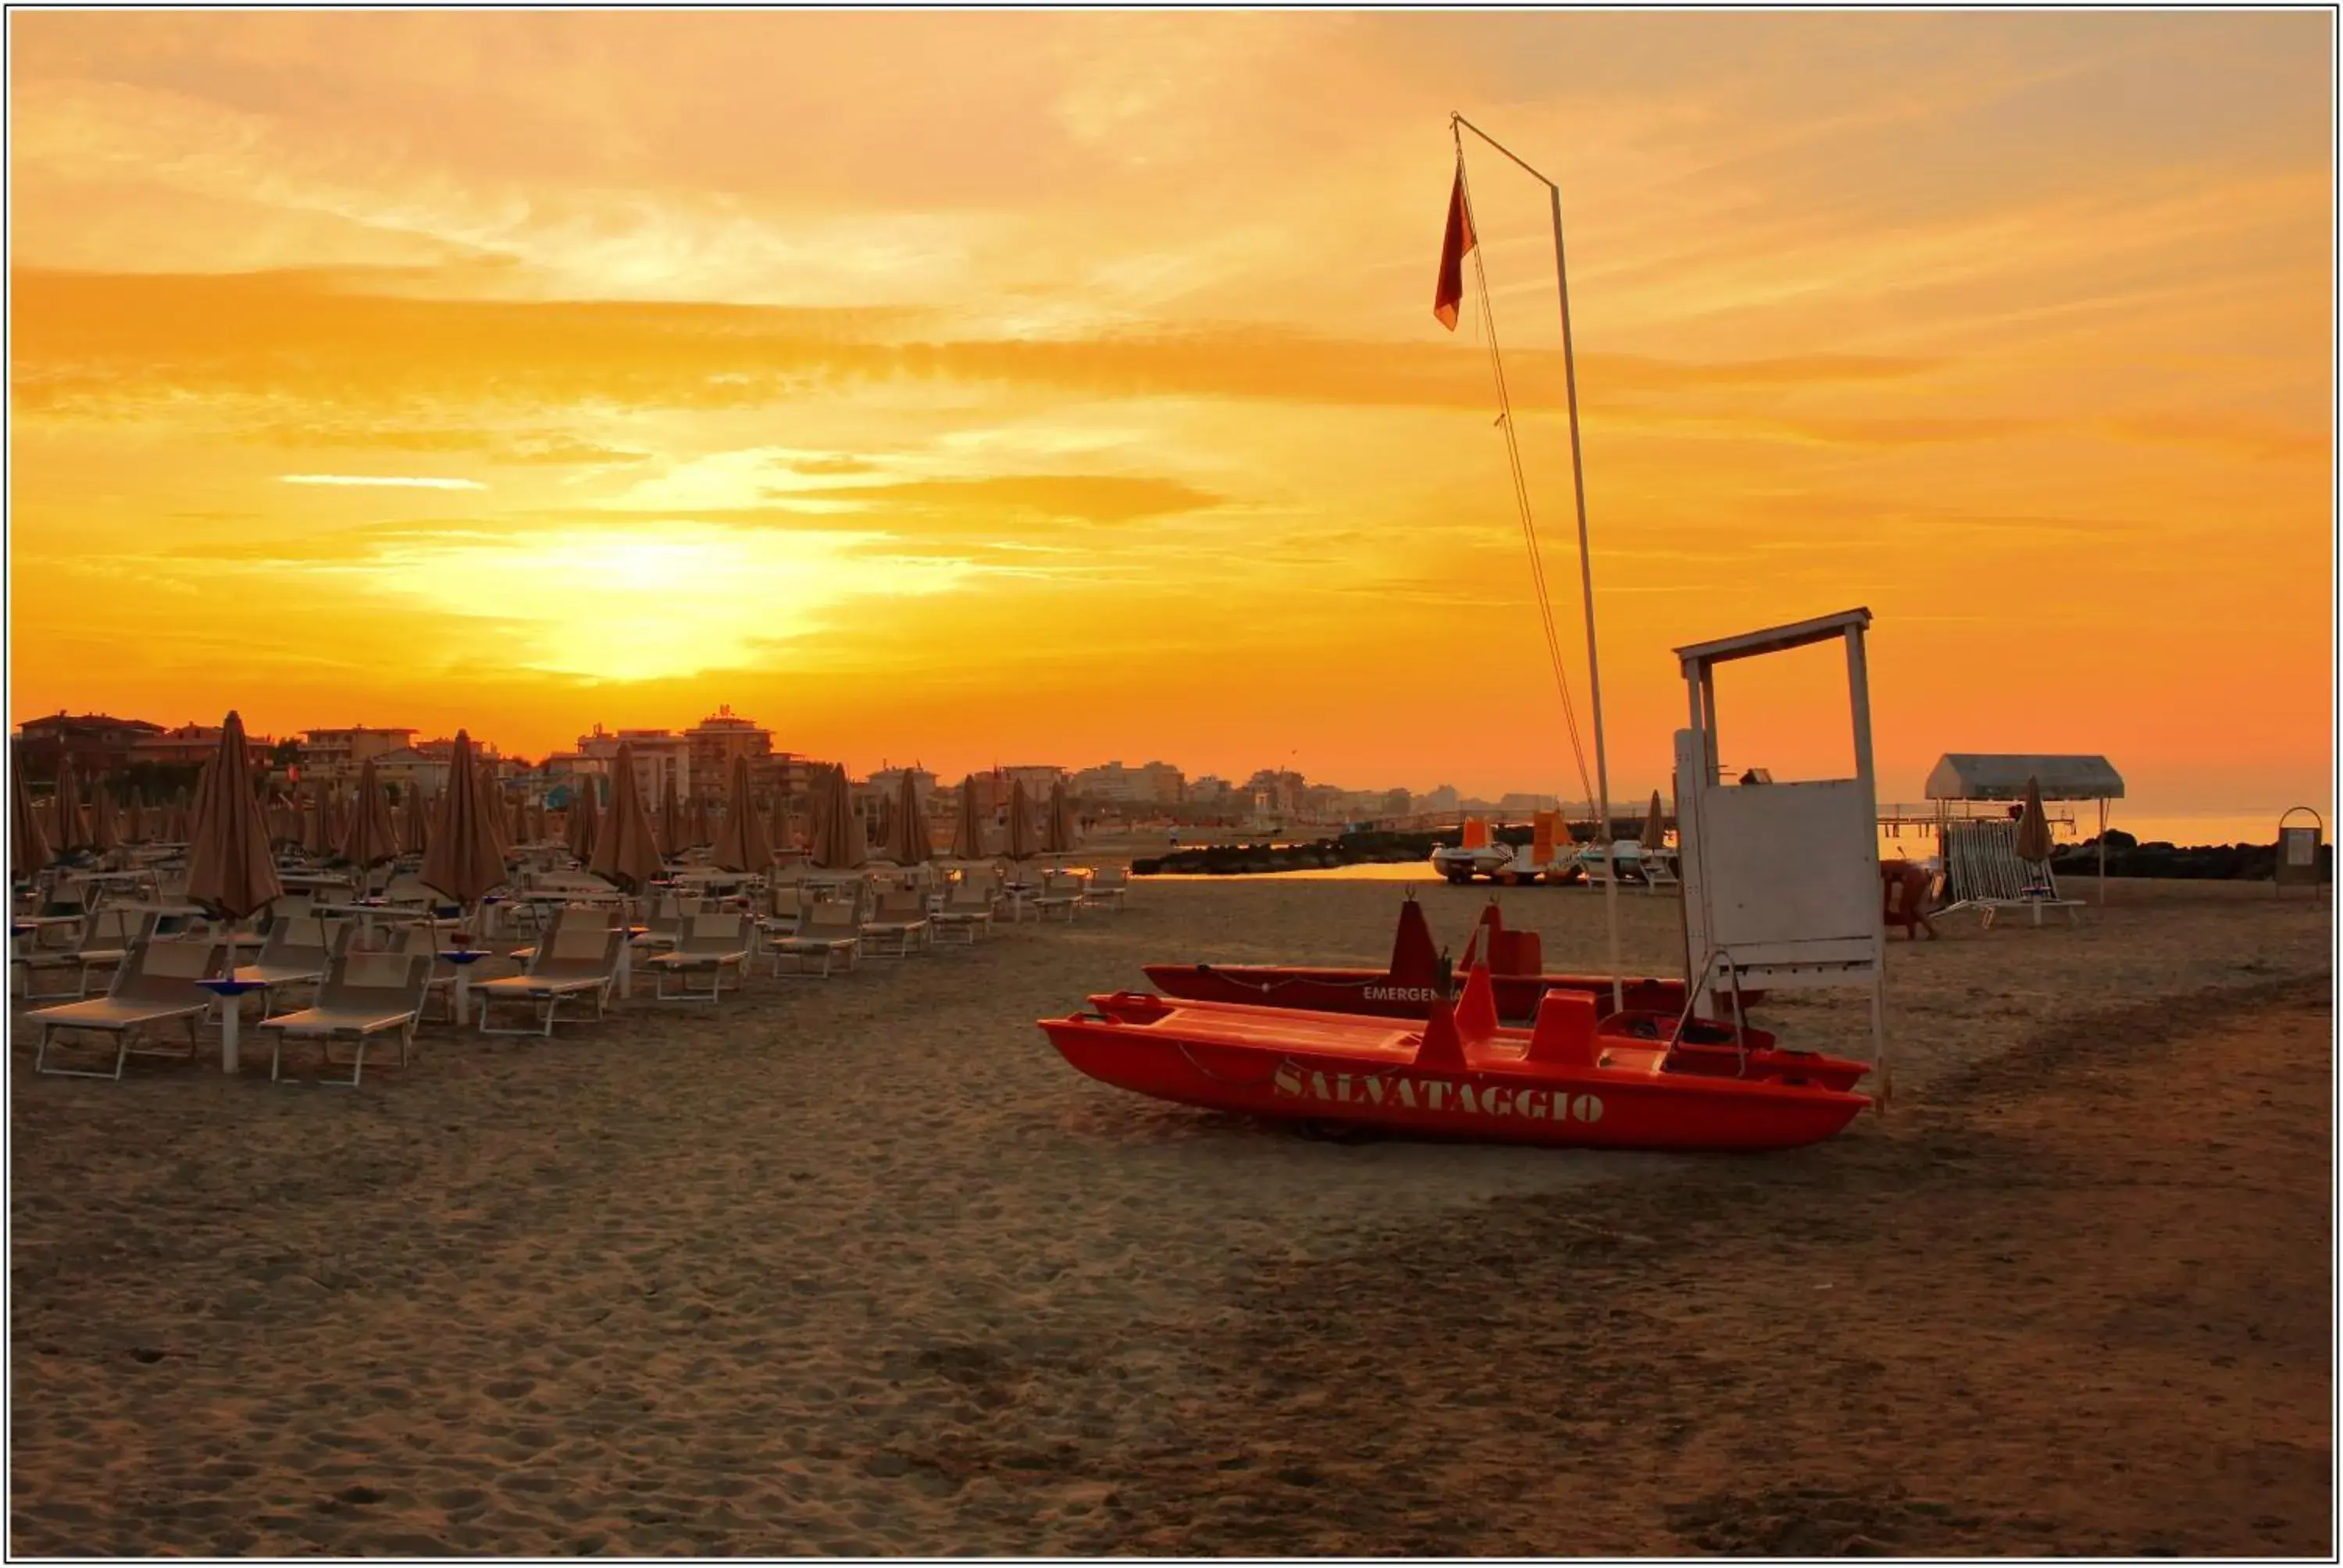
[1093,991,1867,1094]
[1040,1009,1870,1153]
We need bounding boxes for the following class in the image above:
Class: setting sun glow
[7,10,2331,811]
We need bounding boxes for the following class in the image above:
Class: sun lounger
[929,870,1000,944]
[771,886,864,978]
[1029,870,1087,923]
[1079,865,1131,914]
[373,920,462,1023]
[258,946,433,1086]
[505,901,618,964]
[234,914,335,1010]
[647,911,754,1001]
[1642,851,1681,894]
[29,937,222,1080]
[16,906,149,1001]
[860,883,931,957]
[635,892,706,953]
[473,922,627,1036]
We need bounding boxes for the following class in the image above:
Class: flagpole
[1452,112,1623,1014]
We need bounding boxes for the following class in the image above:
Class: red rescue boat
[1141,896,1763,1025]
[1086,991,1868,1093]
[1040,968,1870,1153]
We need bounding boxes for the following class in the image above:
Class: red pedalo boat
[1141,897,1761,1025]
[1040,968,1870,1153]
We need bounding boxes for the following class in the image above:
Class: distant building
[13,712,165,781]
[1497,792,1562,814]
[868,765,939,800]
[301,725,417,782]
[369,746,451,799]
[998,764,1066,800]
[1414,784,1461,814]
[1072,760,1186,806]
[1188,775,1233,807]
[578,723,690,805]
[684,705,773,797]
[127,721,276,772]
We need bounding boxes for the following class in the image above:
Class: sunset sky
[9,10,2332,811]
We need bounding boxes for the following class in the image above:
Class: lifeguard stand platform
[1672,608,1888,1083]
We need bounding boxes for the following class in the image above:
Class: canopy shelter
[1924,752,2124,903]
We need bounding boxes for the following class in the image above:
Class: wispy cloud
[280,473,487,490]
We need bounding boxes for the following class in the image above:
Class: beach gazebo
[1923,753,2125,903]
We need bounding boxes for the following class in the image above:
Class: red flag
[1432,163,1475,330]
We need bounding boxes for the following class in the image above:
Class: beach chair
[1642,851,1681,894]
[1940,821,2081,929]
[29,936,222,1080]
[376,919,463,1024]
[647,911,754,1001]
[473,922,627,1037]
[635,891,706,954]
[1079,864,1131,914]
[771,885,865,978]
[234,914,335,1011]
[1029,869,1087,924]
[257,944,433,1086]
[505,900,617,964]
[16,905,148,1002]
[860,883,932,957]
[929,869,1000,944]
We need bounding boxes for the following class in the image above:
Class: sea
[1148,807,2318,882]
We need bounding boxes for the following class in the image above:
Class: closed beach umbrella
[508,793,529,850]
[812,764,866,871]
[401,785,432,856]
[1043,778,1079,857]
[303,787,333,859]
[657,776,683,859]
[186,711,282,923]
[1005,778,1038,864]
[867,785,892,854]
[421,732,507,905]
[589,742,665,893]
[686,789,715,851]
[473,760,509,864]
[528,797,548,846]
[567,778,601,862]
[48,754,84,854]
[13,764,54,876]
[711,756,775,872]
[340,756,400,871]
[122,786,148,845]
[950,774,988,861]
[90,781,122,858]
[1640,790,1668,852]
[886,770,931,865]
[2014,775,2054,864]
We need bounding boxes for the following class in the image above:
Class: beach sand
[10,876,2331,1555]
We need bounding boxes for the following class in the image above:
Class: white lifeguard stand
[1672,608,1888,1086]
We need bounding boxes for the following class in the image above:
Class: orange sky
[9,10,2333,809]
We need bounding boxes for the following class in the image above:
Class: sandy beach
[10,876,2331,1556]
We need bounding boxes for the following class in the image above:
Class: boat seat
[1523,987,1600,1068]
[1453,963,1501,1047]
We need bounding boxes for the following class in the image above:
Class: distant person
[1167,828,1180,850]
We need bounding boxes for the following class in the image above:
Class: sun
[362,522,978,682]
